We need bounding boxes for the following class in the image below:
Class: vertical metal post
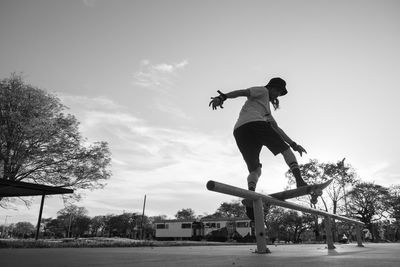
[325,216,335,249]
[140,194,146,240]
[253,198,270,253]
[35,194,45,240]
[355,224,364,247]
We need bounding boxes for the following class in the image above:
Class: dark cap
[267,77,287,96]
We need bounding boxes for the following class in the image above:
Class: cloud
[9,94,289,220]
[60,94,229,171]
[60,95,126,111]
[83,0,97,7]
[359,161,400,186]
[55,94,253,216]
[133,59,188,89]
[153,60,188,73]
[131,59,192,121]
[153,98,191,121]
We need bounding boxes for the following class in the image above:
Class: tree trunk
[332,201,338,242]
[314,215,320,241]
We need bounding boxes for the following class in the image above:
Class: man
[209,77,308,218]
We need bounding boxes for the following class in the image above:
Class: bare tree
[0,74,111,203]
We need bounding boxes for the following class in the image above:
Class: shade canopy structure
[0,179,73,197]
[0,179,73,240]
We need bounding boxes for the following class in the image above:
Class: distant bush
[0,238,246,249]
[0,238,153,249]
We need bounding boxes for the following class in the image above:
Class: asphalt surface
[1,243,399,266]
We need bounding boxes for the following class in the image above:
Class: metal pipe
[206,180,364,226]
[35,194,45,240]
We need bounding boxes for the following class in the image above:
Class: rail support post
[325,216,335,249]
[253,198,270,254]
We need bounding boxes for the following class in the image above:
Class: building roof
[153,219,195,223]
[0,179,73,197]
[201,217,249,222]
[153,217,251,224]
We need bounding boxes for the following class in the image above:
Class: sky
[1,0,400,225]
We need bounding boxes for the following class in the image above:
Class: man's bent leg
[281,148,308,187]
[243,166,261,221]
[247,166,261,191]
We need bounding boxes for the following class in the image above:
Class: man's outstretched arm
[268,116,307,156]
[209,89,250,110]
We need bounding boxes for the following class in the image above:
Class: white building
[154,219,195,240]
[154,217,252,240]
[201,218,251,237]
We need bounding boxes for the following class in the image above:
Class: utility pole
[141,195,146,240]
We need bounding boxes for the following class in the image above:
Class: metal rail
[207,180,365,253]
[207,180,364,225]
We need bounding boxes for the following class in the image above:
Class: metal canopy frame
[0,179,73,197]
[0,179,74,240]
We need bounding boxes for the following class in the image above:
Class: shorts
[233,121,289,172]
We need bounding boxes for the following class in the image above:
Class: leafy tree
[285,159,328,208]
[90,215,107,236]
[107,213,137,237]
[217,200,246,218]
[72,215,91,237]
[265,207,314,243]
[388,185,400,223]
[320,159,358,241]
[102,214,114,237]
[175,208,196,220]
[134,213,151,239]
[265,206,286,242]
[285,158,358,211]
[42,217,65,238]
[201,200,247,219]
[103,212,153,238]
[347,182,391,240]
[12,221,35,238]
[321,158,359,215]
[0,74,111,201]
[285,211,315,243]
[285,158,359,241]
[57,205,89,237]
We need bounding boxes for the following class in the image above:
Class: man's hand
[209,96,224,110]
[209,90,227,110]
[290,142,307,157]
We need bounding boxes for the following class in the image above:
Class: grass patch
[0,238,153,249]
[0,238,249,249]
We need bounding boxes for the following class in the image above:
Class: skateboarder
[209,77,308,193]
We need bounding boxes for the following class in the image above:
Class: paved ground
[1,243,399,267]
